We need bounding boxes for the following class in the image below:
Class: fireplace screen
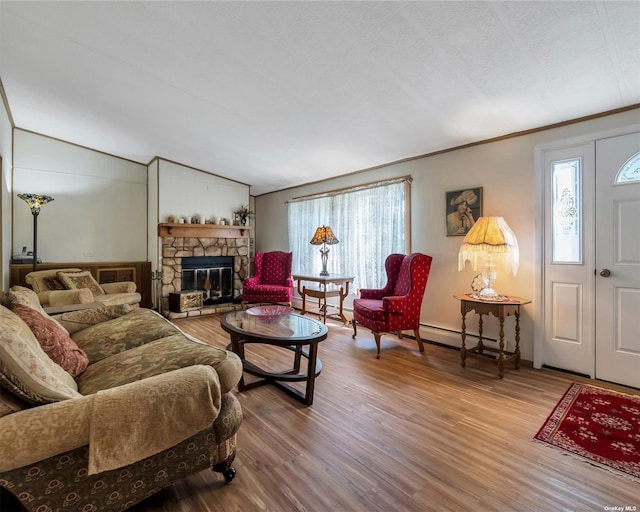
[181,256,233,305]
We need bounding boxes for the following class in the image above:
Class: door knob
[599,269,611,277]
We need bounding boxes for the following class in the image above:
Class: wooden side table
[453,294,531,378]
[293,274,354,325]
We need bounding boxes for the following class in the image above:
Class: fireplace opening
[181,256,233,305]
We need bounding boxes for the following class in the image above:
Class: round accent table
[221,310,328,406]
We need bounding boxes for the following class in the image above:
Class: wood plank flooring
[1,312,635,512]
[5,307,633,512]
[124,312,640,512]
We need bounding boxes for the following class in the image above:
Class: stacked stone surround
[160,236,249,317]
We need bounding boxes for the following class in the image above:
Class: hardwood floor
[131,313,638,512]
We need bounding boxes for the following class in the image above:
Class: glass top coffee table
[220,309,328,406]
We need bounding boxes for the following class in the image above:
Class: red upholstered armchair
[352,253,433,358]
[242,251,294,306]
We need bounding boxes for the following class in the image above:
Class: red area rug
[535,382,640,481]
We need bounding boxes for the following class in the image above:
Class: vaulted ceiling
[1,1,639,195]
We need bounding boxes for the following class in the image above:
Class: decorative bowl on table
[246,305,294,322]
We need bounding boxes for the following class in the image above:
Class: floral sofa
[0,286,243,512]
[25,268,141,309]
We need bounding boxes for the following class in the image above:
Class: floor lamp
[17,193,54,271]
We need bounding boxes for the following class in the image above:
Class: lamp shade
[458,216,519,276]
[310,226,339,245]
[17,193,55,272]
[17,193,54,213]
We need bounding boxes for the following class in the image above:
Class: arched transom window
[615,151,640,184]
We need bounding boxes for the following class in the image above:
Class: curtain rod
[288,175,412,203]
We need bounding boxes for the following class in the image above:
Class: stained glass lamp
[17,193,54,271]
[310,226,339,276]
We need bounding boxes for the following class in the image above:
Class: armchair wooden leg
[351,318,357,338]
[374,332,382,359]
[414,328,425,353]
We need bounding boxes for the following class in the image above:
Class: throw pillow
[25,268,83,293]
[43,276,66,290]
[57,271,105,297]
[1,285,49,316]
[0,305,82,405]
[11,304,89,378]
[57,304,133,335]
[1,286,70,335]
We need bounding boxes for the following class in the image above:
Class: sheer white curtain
[288,179,408,291]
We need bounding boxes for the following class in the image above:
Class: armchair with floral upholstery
[352,253,433,358]
[242,251,293,306]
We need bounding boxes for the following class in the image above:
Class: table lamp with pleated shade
[458,216,518,299]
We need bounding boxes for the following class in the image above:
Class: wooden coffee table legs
[228,336,322,406]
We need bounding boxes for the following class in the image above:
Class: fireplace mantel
[158,223,251,238]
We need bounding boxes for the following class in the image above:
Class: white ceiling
[1,1,639,195]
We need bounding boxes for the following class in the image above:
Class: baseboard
[418,325,463,349]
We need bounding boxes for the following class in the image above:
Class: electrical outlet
[83,251,94,257]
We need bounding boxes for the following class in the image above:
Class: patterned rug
[534,382,640,481]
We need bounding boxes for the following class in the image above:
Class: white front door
[594,133,640,389]
[542,143,595,375]
[540,131,640,387]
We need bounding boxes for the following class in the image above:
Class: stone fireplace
[159,225,250,316]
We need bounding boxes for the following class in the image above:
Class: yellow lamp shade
[458,216,519,276]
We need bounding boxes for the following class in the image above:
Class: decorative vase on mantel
[233,205,254,227]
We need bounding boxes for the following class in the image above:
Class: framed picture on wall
[445,187,483,236]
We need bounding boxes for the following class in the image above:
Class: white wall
[157,159,249,224]
[153,159,250,308]
[0,97,12,290]
[8,132,249,303]
[255,108,640,361]
[12,130,147,263]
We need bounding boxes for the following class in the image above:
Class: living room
[4,100,640,374]
[1,2,639,511]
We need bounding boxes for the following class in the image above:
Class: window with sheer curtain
[287,177,410,292]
